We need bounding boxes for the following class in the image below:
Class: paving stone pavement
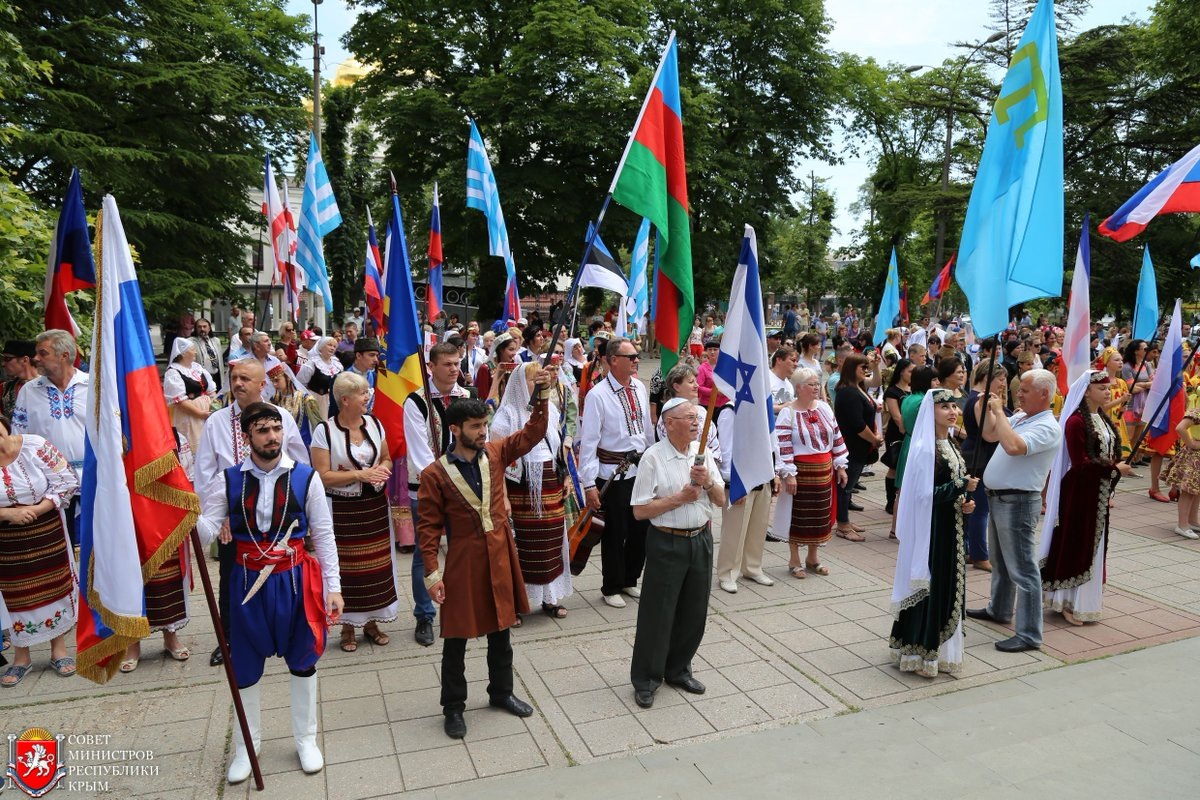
[1,394,1198,797]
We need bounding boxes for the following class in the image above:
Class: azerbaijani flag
[44,168,96,337]
[428,182,444,321]
[610,32,693,373]
[76,195,199,683]
[374,189,425,460]
[363,207,385,333]
[921,254,955,305]
[1099,142,1200,242]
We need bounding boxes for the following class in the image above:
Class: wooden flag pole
[188,529,265,791]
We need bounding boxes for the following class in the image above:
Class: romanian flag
[44,168,96,337]
[1099,142,1200,242]
[610,32,693,374]
[363,207,385,333]
[76,195,199,683]
[428,182,444,321]
[921,254,955,305]
[374,189,424,460]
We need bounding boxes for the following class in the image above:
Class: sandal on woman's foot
[1062,608,1084,627]
[835,527,865,542]
[1149,489,1171,503]
[1,664,30,687]
[805,562,830,576]
[787,565,806,579]
[542,603,568,619]
[363,622,390,646]
[849,522,865,533]
[888,530,897,540]
[340,626,358,653]
[167,646,190,661]
[50,657,76,677]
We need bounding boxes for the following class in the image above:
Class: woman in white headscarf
[564,338,587,384]
[163,337,215,452]
[889,388,977,678]
[296,335,343,419]
[490,361,572,620]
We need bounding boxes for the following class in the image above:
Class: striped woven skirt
[788,453,835,545]
[145,547,189,632]
[508,463,567,585]
[330,488,399,625]
[0,507,77,647]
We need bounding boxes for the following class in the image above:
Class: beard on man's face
[251,442,282,461]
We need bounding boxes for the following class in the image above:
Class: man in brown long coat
[417,370,551,739]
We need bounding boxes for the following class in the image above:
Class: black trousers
[440,629,513,714]
[597,477,649,596]
[217,540,234,640]
[630,525,712,693]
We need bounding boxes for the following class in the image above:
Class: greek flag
[467,120,520,317]
[625,218,651,333]
[295,132,342,312]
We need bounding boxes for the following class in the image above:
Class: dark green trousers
[630,524,712,693]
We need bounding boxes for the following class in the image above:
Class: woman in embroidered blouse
[163,338,215,453]
[775,368,849,579]
[475,332,519,410]
[297,337,343,420]
[310,372,397,654]
[0,415,79,686]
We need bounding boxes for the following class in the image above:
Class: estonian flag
[579,223,629,296]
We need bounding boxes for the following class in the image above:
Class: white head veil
[564,338,586,370]
[170,336,197,364]
[891,390,937,616]
[1038,369,1097,563]
[492,362,561,512]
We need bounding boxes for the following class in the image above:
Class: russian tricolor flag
[363,207,385,334]
[1099,143,1200,241]
[1142,298,1186,454]
[76,195,199,683]
[428,182,444,321]
[44,168,96,336]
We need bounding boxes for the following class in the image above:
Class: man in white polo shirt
[967,368,1062,652]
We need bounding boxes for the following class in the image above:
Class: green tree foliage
[761,176,838,310]
[0,0,310,323]
[345,0,836,317]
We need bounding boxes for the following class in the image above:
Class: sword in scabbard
[241,520,299,605]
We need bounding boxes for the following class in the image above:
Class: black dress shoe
[209,646,224,667]
[444,711,467,739]
[667,676,706,695]
[848,501,865,512]
[489,694,534,717]
[414,619,435,647]
[994,636,1039,653]
[850,485,862,493]
[965,607,1010,624]
[765,532,787,543]
[634,690,655,708]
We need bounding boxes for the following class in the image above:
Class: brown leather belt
[653,523,709,538]
[598,447,640,465]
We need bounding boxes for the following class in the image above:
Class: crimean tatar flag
[373,189,424,460]
[76,195,199,683]
[610,32,693,374]
[428,182,444,321]
[44,168,96,337]
[953,0,1063,337]
[874,248,901,346]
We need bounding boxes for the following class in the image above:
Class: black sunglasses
[611,352,640,361]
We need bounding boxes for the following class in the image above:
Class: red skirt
[508,463,567,584]
[788,453,834,545]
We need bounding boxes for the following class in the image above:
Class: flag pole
[188,529,265,790]
[1123,313,1169,462]
[1125,331,1200,462]
[970,338,1002,477]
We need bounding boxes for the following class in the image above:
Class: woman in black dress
[833,354,882,541]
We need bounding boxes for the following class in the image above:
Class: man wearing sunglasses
[578,337,653,608]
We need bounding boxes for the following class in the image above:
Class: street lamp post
[312,0,324,147]
[908,31,1006,276]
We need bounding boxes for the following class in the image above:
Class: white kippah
[661,397,691,415]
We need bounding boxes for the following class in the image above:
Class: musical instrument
[567,457,633,576]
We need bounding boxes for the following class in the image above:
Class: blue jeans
[409,497,436,623]
[966,483,990,561]
[985,490,1042,646]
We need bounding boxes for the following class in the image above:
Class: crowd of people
[0,297,1189,779]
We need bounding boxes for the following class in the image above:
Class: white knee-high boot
[227,684,261,784]
[290,674,324,774]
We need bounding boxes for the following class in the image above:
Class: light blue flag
[1132,246,1159,341]
[953,0,1063,337]
[295,132,342,312]
[626,218,651,332]
[873,248,901,346]
[711,225,775,503]
[466,120,520,316]
[1190,252,1200,269]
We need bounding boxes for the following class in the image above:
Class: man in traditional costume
[1,341,37,418]
[194,358,308,667]
[578,337,653,607]
[416,370,552,739]
[629,397,725,709]
[196,402,341,782]
[404,341,473,646]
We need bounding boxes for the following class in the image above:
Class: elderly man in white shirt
[628,397,725,709]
